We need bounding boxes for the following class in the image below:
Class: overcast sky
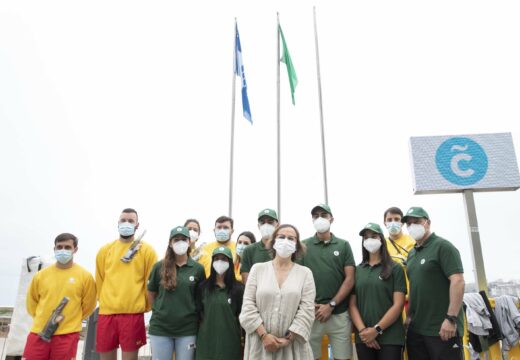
[1,1,520,306]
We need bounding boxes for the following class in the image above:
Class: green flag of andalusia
[279,25,298,105]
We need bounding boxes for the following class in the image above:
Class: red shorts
[23,332,79,360]
[96,313,146,352]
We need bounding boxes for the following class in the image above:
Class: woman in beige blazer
[239,224,316,360]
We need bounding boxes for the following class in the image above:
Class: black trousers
[355,343,403,360]
[406,330,463,360]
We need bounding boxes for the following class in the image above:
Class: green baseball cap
[359,222,384,236]
[258,208,278,221]
[402,207,430,222]
[212,246,233,260]
[311,204,332,216]
[170,226,190,239]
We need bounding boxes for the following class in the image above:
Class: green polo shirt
[300,233,355,314]
[147,258,206,337]
[407,233,464,337]
[196,284,244,360]
[353,262,406,345]
[239,240,271,273]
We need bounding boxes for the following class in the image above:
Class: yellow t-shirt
[26,263,96,335]
[96,239,158,315]
[385,233,415,265]
[197,241,240,280]
[386,233,415,296]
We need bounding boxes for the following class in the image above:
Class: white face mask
[172,241,189,255]
[273,238,296,258]
[213,259,230,275]
[259,224,276,239]
[313,217,331,233]
[407,223,426,241]
[386,221,402,236]
[189,230,199,242]
[236,243,247,256]
[363,238,382,253]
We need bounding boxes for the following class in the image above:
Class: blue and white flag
[235,23,252,123]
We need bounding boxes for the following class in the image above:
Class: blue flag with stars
[235,23,252,123]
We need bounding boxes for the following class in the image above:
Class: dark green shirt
[300,233,355,314]
[353,262,407,345]
[239,240,271,273]
[407,233,464,337]
[196,284,244,360]
[147,258,206,337]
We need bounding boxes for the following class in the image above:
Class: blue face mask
[55,249,73,264]
[215,229,230,243]
[386,222,401,236]
[118,222,135,237]
[236,243,247,256]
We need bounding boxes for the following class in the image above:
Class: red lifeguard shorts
[23,332,80,360]
[96,313,146,353]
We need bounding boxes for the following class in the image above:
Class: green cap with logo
[170,226,190,239]
[359,222,384,236]
[402,207,430,222]
[212,246,233,260]
[258,208,278,221]
[311,203,333,216]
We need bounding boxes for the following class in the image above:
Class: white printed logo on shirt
[189,276,195,282]
[333,251,339,256]
[420,259,426,265]
[69,277,75,284]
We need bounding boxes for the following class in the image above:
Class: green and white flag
[279,25,298,105]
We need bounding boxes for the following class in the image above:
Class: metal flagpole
[276,13,281,221]
[228,19,237,217]
[313,6,329,205]
[463,189,489,292]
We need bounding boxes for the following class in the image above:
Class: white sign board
[409,132,520,194]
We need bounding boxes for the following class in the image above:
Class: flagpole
[228,19,237,217]
[313,6,329,205]
[276,13,281,221]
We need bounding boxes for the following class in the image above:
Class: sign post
[409,132,520,293]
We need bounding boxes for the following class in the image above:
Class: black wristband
[445,314,457,324]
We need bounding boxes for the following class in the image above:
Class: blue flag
[235,23,252,123]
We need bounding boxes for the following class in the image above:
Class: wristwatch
[329,300,336,308]
[445,314,457,324]
[374,324,384,335]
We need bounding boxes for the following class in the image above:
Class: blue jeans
[149,334,196,360]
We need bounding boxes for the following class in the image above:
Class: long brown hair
[361,232,393,280]
[160,237,191,291]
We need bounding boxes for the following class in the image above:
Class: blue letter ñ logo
[435,137,488,186]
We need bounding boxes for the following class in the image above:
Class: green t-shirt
[300,233,355,314]
[196,284,244,360]
[353,262,407,345]
[239,240,271,273]
[407,233,464,337]
[147,258,206,337]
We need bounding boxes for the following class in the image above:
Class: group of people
[23,204,466,360]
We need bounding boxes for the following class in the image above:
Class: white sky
[1,1,520,306]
